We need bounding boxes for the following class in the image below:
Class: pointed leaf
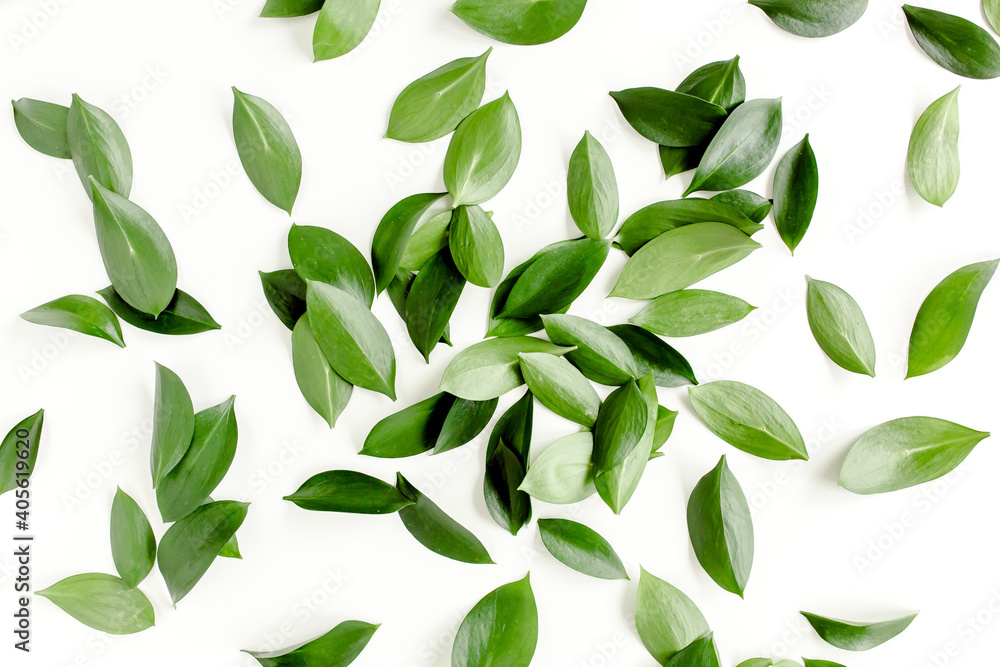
[0,409,44,496]
[618,198,761,257]
[245,620,378,667]
[664,634,722,667]
[592,380,648,474]
[150,363,195,489]
[396,474,493,564]
[773,134,818,253]
[519,431,596,504]
[362,393,453,458]
[293,314,353,428]
[594,374,657,513]
[285,470,413,513]
[542,313,638,385]
[903,5,1000,78]
[400,210,452,271]
[519,352,600,426]
[12,98,70,158]
[806,277,876,376]
[632,290,755,337]
[444,93,521,206]
[801,611,918,651]
[67,94,132,198]
[538,518,628,580]
[260,0,323,17]
[484,391,533,533]
[439,336,574,400]
[435,396,498,454]
[97,286,220,335]
[37,574,153,635]
[611,88,727,147]
[232,87,301,213]
[110,488,156,588]
[499,238,610,319]
[711,190,772,223]
[21,294,125,347]
[908,86,961,207]
[450,204,505,287]
[607,324,698,387]
[372,192,447,292]
[635,567,711,663]
[313,0,380,61]
[750,0,869,37]
[450,0,586,45]
[406,248,466,361]
[260,269,307,330]
[289,225,375,307]
[452,575,537,667]
[568,131,619,239]
[677,56,746,111]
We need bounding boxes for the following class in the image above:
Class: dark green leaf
[232,87,301,213]
[285,470,413,513]
[635,568,711,663]
[97,286,220,335]
[452,575,537,667]
[711,190,772,223]
[37,574,153,635]
[773,134,818,253]
[313,0,380,61]
[157,500,249,604]
[450,0,586,45]
[486,254,551,338]
[538,518,628,580]
[361,393,452,458]
[439,336,574,400]
[12,98,70,158]
[435,396,498,454]
[260,269,307,330]
[687,456,753,597]
[612,222,761,300]
[664,633,722,667]
[396,474,493,564]
[260,0,323,17]
[21,294,124,347]
[689,381,807,461]
[907,259,998,378]
[67,94,132,198]
[387,50,491,143]
[406,248,466,362]
[608,324,698,387]
[839,417,989,494]
[450,205,505,287]
[245,620,379,667]
[903,5,1000,78]
[653,404,679,452]
[150,363,194,489]
[677,56,746,111]
[802,660,846,667]
[518,431,596,504]
[594,374,657,513]
[519,352,600,426]
[611,88,727,148]
[307,282,396,399]
[750,0,869,37]
[371,192,447,292]
[386,269,452,346]
[0,409,44,496]
[484,391,533,533]
[685,98,783,195]
[632,290,756,337]
[110,487,156,588]
[806,277,876,377]
[542,313,638,385]
[908,86,961,207]
[292,314,353,428]
[568,131,619,239]
[91,179,177,317]
[444,93,521,206]
[592,380,648,474]
[617,198,762,256]
[659,144,704,181]
[156,397,238,522]
[801,611,918,651]
[289,224,375,308]
[497,238,609,320]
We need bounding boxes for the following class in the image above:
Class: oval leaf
[904,5,1000,79]
[313,0,380,61]
[21,294,125,347]
[907,259,998,378]
[260,0,324,17]
[289,225,375,307]
[908,86,961,207]
[260,269,307,330]
[452,575,538,667]
[611,88,727,147]
[67,94,132,198]
[568,131,619,239]
[677,56,746,111]
[444,93,521,206]
[592,380,649,475]
[434,396,498,454]
[538,518,628,580]
[773,134,818,253]
[518,431,596,504]
[806,277,876,377]
[396,474,493,564]
[519,352,600,427]
[617,198,762,256]
[12,98,70,159]
[387,50,491,142]
[150,363,195,489]
[439,336,573,401]
[285,470,412,513]
[499,238,610,319]
[110,488,156,589]
[232,87,301,213]
[689,381,807,460]
[450,205,505,287]
[450,0,586,45]
[607,324,698,387]
[98,286,219,335]
[594,374,657,514]
[632,289,756,337]
[750,0,868,37]
[635,568,711,663]
[801,611,918,651]
[400,210,452,271]
[245,620,379,667]
[292,314,354,428]
[484,391,533,534]
[712,189,772,224]
[542,313,639,385]
[37,573,153,635]
[406,248,466,361]
[0,409,44,496]
[839,417,989,494]
[371,192,447,292]
[361,393,452,458]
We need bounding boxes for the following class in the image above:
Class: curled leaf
[245,620,379,667]
[801,611,918,651]
[37,574,154,635]
[21,294,125,347]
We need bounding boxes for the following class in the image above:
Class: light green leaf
[150,362,194,490]
[568,131,619,239]
[67,94,132,198]
[110,488,156,589]
[806,277,876,376]
[839,417,989,494]
[371,193,447,292]
[444,93,521,206]
[542,313,639,385]
[440,336,574,400]
[987,0,1000,33]
[37,573,153,635]
[538,518,628,580]
[749,0,869,37]
[450,0,587,45]
[903,5,1000,78]
[664,634,722,667]
[12,98,70,158]
[396,474,493,564]
[292,314,353,428]
[232,87,301,213]
[400,210,452,272]
[452,575,537,667]
[313,0,380,61]
[21,294,125,347]
[260,0,324,17]
[617,198,762,257]
[801,611,918,651]
[773,134,818,253]
[519,352,600,426]
[450,204,505,287]
[245,621,379,667]
[635,567,711,663]
[519,431,596,504]
[908,86,961,207]
[289,224,375,308]
[632,290,755,337]
[0,409,44,496]
[677,56,746,111]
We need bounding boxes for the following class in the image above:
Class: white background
[2,0,999,665]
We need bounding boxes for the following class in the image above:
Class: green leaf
[37,574,153,635]
[91,179,177,317]
[518,431,596,504]
[307,282,396,399]
[542,313,639,385]
[987,0,1000,33]
[292,314,353,428]
[434,396,498,454]
[611,88,727,148]
[612,222,761,300]
[659,144,703,182]
[406,248,466,361]
[450,205,505,287]
[150,363,195,489]
[802,661,846,667]
[685,98,783,195]
[632,290,756,337]
[396,474,493,564]
[484,390,533,534]
[677,56,746,111]
[245,620,379,667]
[499,238,610,319]
[635,567,711,663]
[450,0,586,45]
[839,417,989,494]
[289,225,375,307]
[387,49,491,142]
[12,98,70,158]
[156,397,239,523]
[452,574,537,667]
[664,634,722,667]
[110,488,156,589]
[362,393,451,458]
[0,409,44,496]
[617,198,762,257]
[158,500,249,605]
[67,94,132,198]
[687,456,753,597]
[260,0,323,17]
[21,294,125,347]
[801,611,918,651]
[736,661,774,667]
[519,352,600,426]
[773,134,818,253]
[906,259,998,378]
[903,5,1000,79]
[592,380,648,474]
[711,190,772,224]
[313,0,380,61]
[689,381,807,461]
[372,193,447,292]
[387,269,452,346]
[806,277,876,377]
[908,86,961,207]
[749,0,869,37]
[285,470,413,513]
[594,374,657,513]
[260,269,307,330]
[444,93,521,206]
[568,131,619,239]
[219,533,242,559]
[440,336,573,400]
[486,254,554,338]
[652,405,679,452]
[400,210,452,271]
[232,87,301,213]
[538,518,628,580]
[607,324,698,387]
[97,286,220,335]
